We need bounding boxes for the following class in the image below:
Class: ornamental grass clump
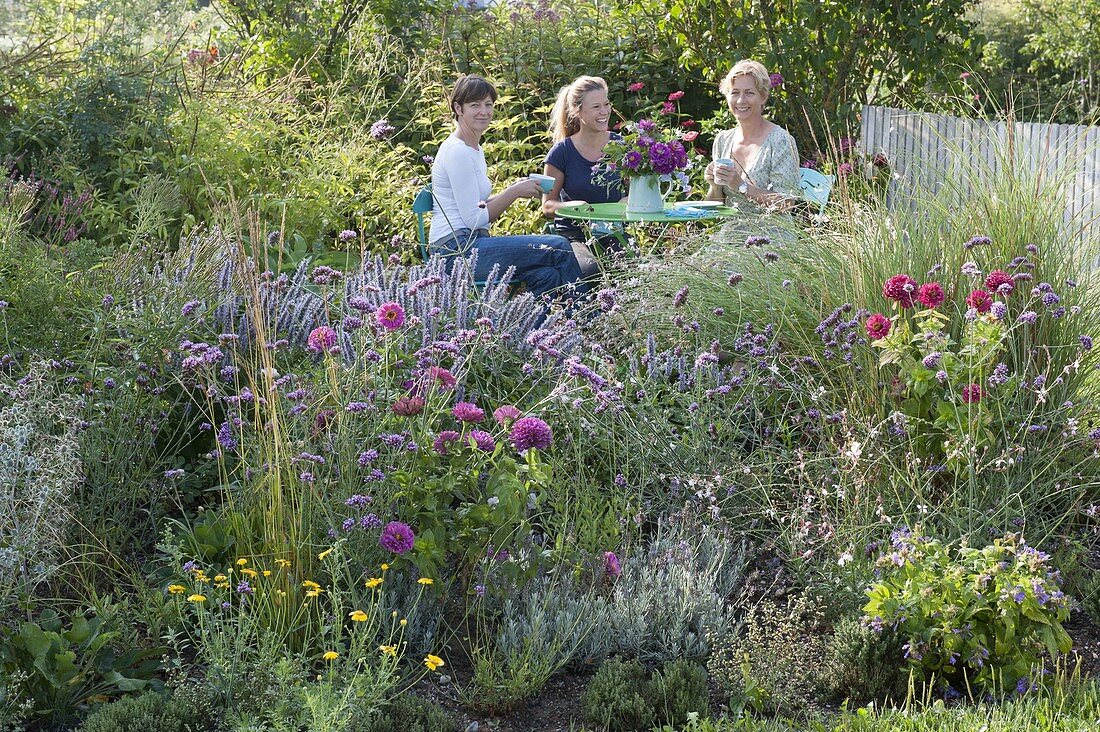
[863,528,1072,694]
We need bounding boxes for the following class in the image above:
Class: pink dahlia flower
[307,326,337,353]
[984,270,1014,296]
[493,405,522,425]
[452,401,485,423]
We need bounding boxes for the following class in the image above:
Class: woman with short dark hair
[428,74,583,299]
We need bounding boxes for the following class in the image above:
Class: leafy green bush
[863,528,1072,693]
[821,615,905,705]
[351,692,459,732]
[582,657,656,732]
[77,692,191,732]
[649,658,710,727]
[0,609,163,726]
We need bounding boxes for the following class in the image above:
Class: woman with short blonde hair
[705,59,800,243]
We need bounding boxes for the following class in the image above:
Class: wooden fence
[860,105,1100,249]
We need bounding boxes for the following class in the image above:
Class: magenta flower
[917,282,945,309]
[423,366,457,390]
[452,401,485,423]
[769,72,784,88]
[510,416,553,452]
[391,396,425,416]
[984,270,1014,295]
[667,90,685,101]
[307,326,337,353]
[467,430,496,452]
[660,101,675,115]
[838,162,853,176]
[493,405,522,425]
[966,289,993,313]
[628,82,644,92]
[433,430,461,455]
[376,302,405,330]
[604,551,622,578]
[882,274,918,308]
[622,150,643,170]
[962,383,984,404]
[379,521,415,554]
[865,313,892,340]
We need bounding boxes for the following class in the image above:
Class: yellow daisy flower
[275,558,291,569]
[380,563,390,571]
[323,651,339,661]
[302,580,321,591]
[214,574,227,583]
[317,548,334,561]
[417,578,433,586]
[167,584,186,595]
[378,645,397,657]
[236,558,248,566]
[240,568,258,578]
[424,654,444,672]
[262,570,272,577]
[187,594,207,603]
[348,609,368,623]
[365,577,383,589]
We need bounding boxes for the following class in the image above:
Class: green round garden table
[554,201,739,223]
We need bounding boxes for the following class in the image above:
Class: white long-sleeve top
[428,134,492,246]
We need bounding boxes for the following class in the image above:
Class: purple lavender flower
[597,288,619,312]
[345,494,372,508]
[763,251,780,262]
[337,230,357,242]
[961,261,981,277]
[360,513,381,529]
[310,266,343,285]
[604,551,622,578]
[991,301,1007,320]
[1019,311,1038,324]
[673,286,689,307]
[510,416,553,451]
[965,235,992,249]
[379,521,415,554]
[745,235,770,247]
[236,581,253,595]
[1042,291,1060,307]
[181,299,202,317]
[101,294,114,308]
[727,273,744,286]
[922,352,942,369]
[216,421,237,450]
[935,370,948,383]
[1081,336,1093,350]
[988,362,1009,386]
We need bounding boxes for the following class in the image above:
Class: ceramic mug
[529,173,555,193]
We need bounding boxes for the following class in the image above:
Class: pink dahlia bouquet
[595,118,692,188]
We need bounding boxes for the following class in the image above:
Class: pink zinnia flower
[423,366,456,390]
[865,313,892,340]
[962,383,983,404]
[966,289,992,313]
[433,430,460,455]
[660,101,675,115]
[452,401,484,423]
[391,396,425,416]
[628,82,644,92]
[493,405,522,425]
[837,162,853,176]
[667,90,685,101]
[917,282,945,309]
[683,130,699,142]
[769,72,784,88]
[307,326,337,353]
[984,270,1014,296]
[467,429,496,452]
[376,302,405,330]
[510,416,553,452]
[604,551,622,578]
[882,274,917,308]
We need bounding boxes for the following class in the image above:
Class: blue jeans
[430,228,585,299]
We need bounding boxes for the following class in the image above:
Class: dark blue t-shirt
[545,134,624,240]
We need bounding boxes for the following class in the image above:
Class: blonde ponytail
[549,75,609,143]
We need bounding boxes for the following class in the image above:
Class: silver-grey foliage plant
[0,363,83,610]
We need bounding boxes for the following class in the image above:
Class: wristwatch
[738,182,749,195]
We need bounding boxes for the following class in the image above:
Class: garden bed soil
[1065,610,1100,679]
[417,672,591,732]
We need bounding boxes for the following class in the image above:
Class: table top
[555,201,738,223]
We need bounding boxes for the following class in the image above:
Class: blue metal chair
[412,184,519,289]
[799,168,835,216]
[412,184,434,262]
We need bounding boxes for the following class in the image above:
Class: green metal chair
[799,168,835,216]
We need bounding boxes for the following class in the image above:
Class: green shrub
[582,657,655,732]
[351,692,459,732]
[649,659,710,727]
[863,528,1072,693]
[821,615,905,705]
[77,692,190,732]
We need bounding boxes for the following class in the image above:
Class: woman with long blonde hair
[542,76,625,270]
